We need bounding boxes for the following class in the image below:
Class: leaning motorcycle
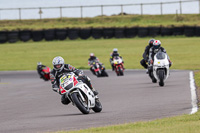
[37,65,51,81]
[59,72,102,114]
[113,56,124,76]
[152,52,170,86]
[90,60,108,77]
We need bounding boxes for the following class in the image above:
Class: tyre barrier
[138,27,149,37]
[32,30,44,42]
[7,31,19,43]
[44,29,55,41]
[195,26,200,36]
[1,26,200,44]
[103,28,114,39]
[160,27,173,36]
[0,31,8,43]
[114,28,125,38]
[184,26,195,37]
[91,28,103,39]
[19,30,31,42]
[124,27,138,38]
[55,29,68,40]
[172,27,184,36]
[79,28,91,39]
[68,28,79,40]
[149,27,160,37]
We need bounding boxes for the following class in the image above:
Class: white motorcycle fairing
[153,52,170,86]
[59,72,96,109]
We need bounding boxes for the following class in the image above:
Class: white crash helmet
[113,48,118,52]
[52,56,65,72]
[153,40,161,49]
[90,53,95,57]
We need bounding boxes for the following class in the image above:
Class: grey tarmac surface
[0,70,193,133]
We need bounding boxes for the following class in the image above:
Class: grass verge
[1,14,200,30]
[0,36,200,71]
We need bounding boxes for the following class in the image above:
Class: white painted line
[190,71,198,114]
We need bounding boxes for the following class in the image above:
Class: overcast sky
[0,0,188,8]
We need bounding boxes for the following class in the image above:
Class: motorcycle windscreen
[156,52,166,59]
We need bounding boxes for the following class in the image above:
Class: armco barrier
[160,27,173,36]
[172,27,184,36]
[44,29,55,41]
[1,26,200,44]
[124,27,137,38]
[55,29,68,40]
[149,27,160,37]
[32,30,44,42]
[0,31,8,43]
[184,26,195,37]
[138,27,149,37]
[68,28,79,40]
[79,28,91,39]
[91,28,103,39]
[19,30,31,42]
[114,28,125,38]
[7,31,19,43]
[103,28,114,39]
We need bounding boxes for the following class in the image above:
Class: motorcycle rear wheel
[71,92,90,114]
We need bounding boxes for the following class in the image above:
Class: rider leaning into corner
[88,53,101,74]
[148,40,172,69]
[37,62,47,80]
[109,48,124,71]
[50,56,98,105]
[140,39,155,70]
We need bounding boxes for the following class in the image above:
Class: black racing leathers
[140,45,152,69]
[37,64,47,80]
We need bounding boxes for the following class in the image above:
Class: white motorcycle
[59,72,102,114]
[152,52,170,87]
[113,56,124,76]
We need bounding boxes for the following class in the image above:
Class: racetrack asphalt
[0,70,193,133]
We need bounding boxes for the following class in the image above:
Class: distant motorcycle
[59,72,102,114]
[148,52,170,86]
[113,56,124,76]
[37,63,51,81]
[89,60,108,77]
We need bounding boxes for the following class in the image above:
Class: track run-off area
[0,70,197,133]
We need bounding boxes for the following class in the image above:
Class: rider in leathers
[88,53,101,75]
[148,40,172,69]
[110,48,124,71]
[50,56,98,105]
[37,62,48,81]
[140,39,155,69]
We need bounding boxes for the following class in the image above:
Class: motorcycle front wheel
[71,92,90,114]
[92,99,102,113]
[158,70,165,87]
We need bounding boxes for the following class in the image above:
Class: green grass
[0,37,200,71]
[1,14,200,30]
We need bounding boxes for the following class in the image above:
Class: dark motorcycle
[89,60,108,77]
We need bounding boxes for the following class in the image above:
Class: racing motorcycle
[90,60,108,77]
[113,56,124,76]
[59,72,102,114]
[37,64,51,81]
[148,52,170,86]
